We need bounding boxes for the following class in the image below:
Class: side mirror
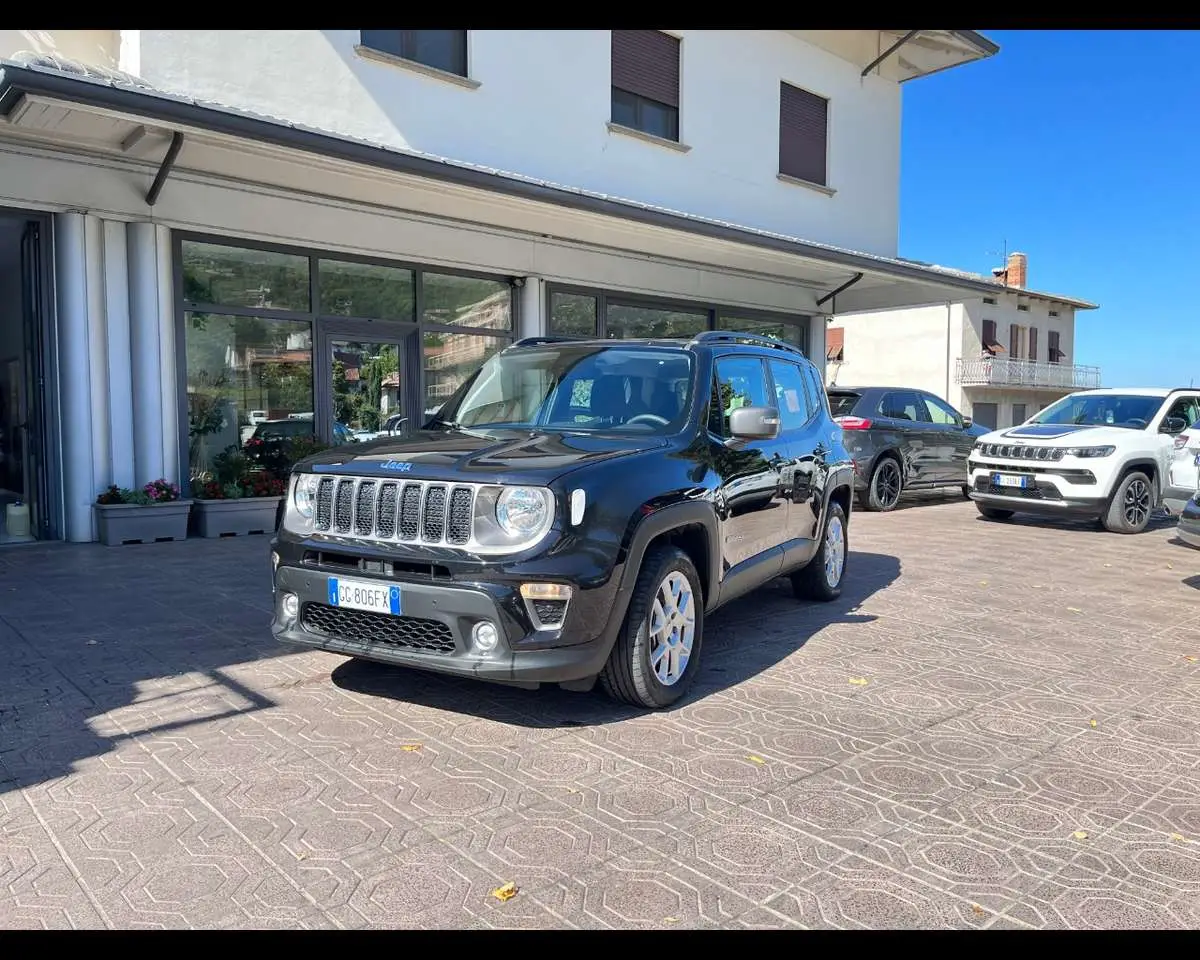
[961,416,973,429]
[729,405,781,441]
[1162,416,1188,434]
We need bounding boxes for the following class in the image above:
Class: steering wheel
[1124,418,1147,428]
[625,413,669,427]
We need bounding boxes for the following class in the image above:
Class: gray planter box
[94,500,194,546]
[192,496,283,538]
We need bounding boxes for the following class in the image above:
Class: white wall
[131,29,902,257]
[827,302,958,402]
[0,30,120,68]
[960,296,1077,368]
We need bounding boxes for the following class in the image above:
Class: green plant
[211,445,250,486]
[96,485,153,506]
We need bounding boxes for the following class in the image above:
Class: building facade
[826,253,1099,430]
[0,29,1003,542]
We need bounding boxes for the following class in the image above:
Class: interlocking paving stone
[1,497,1198,928]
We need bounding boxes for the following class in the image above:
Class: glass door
[316,321,410,447]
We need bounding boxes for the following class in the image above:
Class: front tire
[976,503,1014,521]
[859,456,903,512]
[599,545,704,709]
[792,501,848,602]
[961,484,972,500]
[1103,470,1153,534]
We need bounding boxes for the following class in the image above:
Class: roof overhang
[0,57,1032,317]
[789,30,998,83]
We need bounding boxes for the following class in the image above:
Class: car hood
[979,422,1138,446]
[300,427,671,485]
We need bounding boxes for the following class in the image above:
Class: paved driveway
[1,498,1198,929]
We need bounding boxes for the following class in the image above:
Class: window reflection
[605,303,707,340]
[423,331,506,419]
[422,272,512,330]
[549,291,599,336]
[184,312,313,482]
[182,240,310,312]
[319,259,415,321]
[717,314,808,351]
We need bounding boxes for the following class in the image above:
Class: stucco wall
[827,303,957,401]
[0,30,119,68]
[129,29,902,257]
[960,296,1077,368]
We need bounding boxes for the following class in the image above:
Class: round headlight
[495,487,548,538]
[293,473,320,519]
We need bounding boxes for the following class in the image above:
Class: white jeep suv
[967,387,1200,534]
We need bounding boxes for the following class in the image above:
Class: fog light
[519,582,574,600]
[281,592,298,620]
[473,621,499,651]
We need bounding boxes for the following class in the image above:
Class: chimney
[1005,251,1028,289]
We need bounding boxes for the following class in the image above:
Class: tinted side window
[711,356,770,437]
[879,391,927,422]
[804,363,829,417]
[922,393,963,426]
[769,360,812,432]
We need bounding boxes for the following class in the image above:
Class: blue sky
[899,30,1198,388]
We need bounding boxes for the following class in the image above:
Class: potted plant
[191,445,287,538]
[94,479,192,546]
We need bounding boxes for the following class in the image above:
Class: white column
[85,217,111,507]
[518,277,545,339]
[127,221,165,485]
[156,224,180,481]
[809,315,827,375]
[102,220,135,489]
[53,213,96,542]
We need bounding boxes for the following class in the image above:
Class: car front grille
[973,477,1063,501]
[977,443,1065,461]
[300,602,456,654]
[313,476,476,546]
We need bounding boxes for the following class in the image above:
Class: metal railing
[955,357,1101,390]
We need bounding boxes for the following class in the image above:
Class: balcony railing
[955,357,1101,390]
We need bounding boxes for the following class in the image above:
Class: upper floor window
[610,30,681,142]
[360,30,468,77]
[779,82,829,187]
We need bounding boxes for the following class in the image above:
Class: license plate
[327,578,401,615]
[992,473,1029,489]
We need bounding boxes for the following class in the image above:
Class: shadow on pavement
[0,537,290,792]
[330,549,900,728]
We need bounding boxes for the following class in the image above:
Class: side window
[710,357,770,437]
[769,360,812,432]
[805,363,829,417]
[921,393,963,426]
[879,391,928,422]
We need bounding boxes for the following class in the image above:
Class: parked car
[968,387,1200,533]
[271,331,855,709]
[1175,491,1200,551]
[248,409,270,425]
[827,386,988,511]
[1164,423,1200,516]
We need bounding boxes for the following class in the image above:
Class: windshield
[827,392,861,418]
[429,344,695,434]
[1029,393,1162,429]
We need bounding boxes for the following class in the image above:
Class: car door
[709,355,789,580]
[920,392,975,484]
[1155,393,1200,494]
[768,358,828,561]
[877,389,938,486]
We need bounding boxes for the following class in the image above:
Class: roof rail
[689,330,807,357]
[507,335,588,348]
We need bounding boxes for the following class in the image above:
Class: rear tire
[976,503,1014,521]
[859,456,902,512]
[599,545,704,709]
[1102,470,1153,534]
[792,501,847,603]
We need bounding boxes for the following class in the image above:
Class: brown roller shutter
[779,82,828,186]
[1029,327,1038,361]
[1009,324,1020,358]
[983,319,998,351]
[611,30,680,108]
[1048,330,1061,362]
[826,327,844,360]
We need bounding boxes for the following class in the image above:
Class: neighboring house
[0,28,1011,542]
[826,252,1099,430]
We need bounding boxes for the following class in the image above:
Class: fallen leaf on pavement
[1089,719,1098,729]
[972,904,986,917]
[297,850,309,860]
[1073,830,1089,841]
[1103,563,1112,568]
[746,755,767,765]
[664,916,680,924]
[401,744,422,752]
[849,677,869,686]
[1066,607,1083,613]
[1167,562,1174,569]
[491,882,518,902]
[1171,833,1186,842]
[1185,656,1198,663]
[978,581,988,587]
[565,787,581,795]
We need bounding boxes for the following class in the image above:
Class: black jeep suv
[270,331,854,709]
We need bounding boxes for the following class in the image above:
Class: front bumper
[1176,497,1200,550]
[967,454,1109,517]
[269,544,622,687]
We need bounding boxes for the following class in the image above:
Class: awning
[0,55,1077,316]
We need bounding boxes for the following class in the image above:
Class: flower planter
[94,500,194,546]
[192,496,284,538]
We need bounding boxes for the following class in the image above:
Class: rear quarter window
[827,392,861,418]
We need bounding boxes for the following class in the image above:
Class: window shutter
[779,82,828,186]
[1048,330,1061,362]
[1009,324,1020,358]
[1029,327,1038,361]
[826,327,844,361]
[611,30,680,107]
[983,319,997,350]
